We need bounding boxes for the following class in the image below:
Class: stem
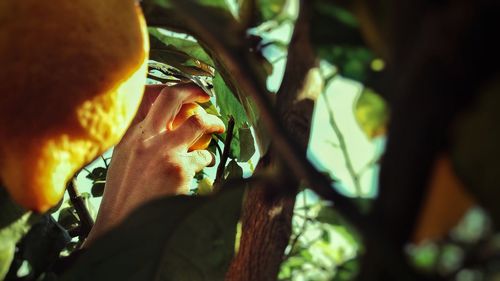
[214,138,223,158]
[66,178,94,240]
[213,116,235,190]
[323,92,363,197]
[100,155,108,168]
[284,193,309,260]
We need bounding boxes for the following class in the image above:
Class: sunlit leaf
[197,177,214,196]
[259,0,287,22]
[0,187,32,280]
[354,88,389,140]
[149,27,214,67]
[213,73,248,126]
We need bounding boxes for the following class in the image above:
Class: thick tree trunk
[225,1,318,280]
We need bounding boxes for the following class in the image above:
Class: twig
[213,116,235,191]
[357,156,378,179]
[213,137,223,157]
[285,193,309,260]
[100,155,108,168]
[323,92,363,197]
[66,178,94,240]
[81,167,92,174]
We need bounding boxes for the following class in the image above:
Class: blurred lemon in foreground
[0,0,149,212]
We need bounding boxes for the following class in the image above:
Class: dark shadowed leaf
[332,258,359,281]
[226,160,244,180]
[12,215,70,279]
[316,205,343,225]
[91,182,105,198]
[311,0,384,88]
[452,77,500,226]
[237,126,256,162]
[85,167,107,182]
[61,187,244,281]
[57,207,80,231]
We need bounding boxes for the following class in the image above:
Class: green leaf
[332,258,359,281]
[91,182,105,198]
[85,167,107,182]
[0,187,31,280]
[58,207,79,230]
[311,0,384,87]
[196,0,233,12]
[259,0,287,20]
[197,177,214,196]
[61,187,244,281]
[354,88,389,139]
[213,73,248,126]
[149,27,214,67]
[13,215,70,279]
[169,0,245,50]
[225,160,244,180]
[237,126,256,162]
[316,205,343,225]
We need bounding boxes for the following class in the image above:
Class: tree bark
[225,1,318,280]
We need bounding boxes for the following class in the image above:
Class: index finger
[142,83,210,136]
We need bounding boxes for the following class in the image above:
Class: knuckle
[197,150,211,163]
[186,114,205,130]
[161,157,190,183]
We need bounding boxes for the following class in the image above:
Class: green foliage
[213,73,249,127]
[236,126,256,162]
[311,0,383,88]
[149,27,214,68]
[225,160,244,180]
[0,187,32,280]
[6,215,70,280]
[258,0,287,22]
[57,207,80,231]
[86,167,107,198]
[354,88,389,140]
[61,187,244,281]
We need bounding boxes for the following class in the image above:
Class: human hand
[85,83,225,245]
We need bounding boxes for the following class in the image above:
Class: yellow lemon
[0,0,149,212]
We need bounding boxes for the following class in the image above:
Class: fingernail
[207,151,216,167]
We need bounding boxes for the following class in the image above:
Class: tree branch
[214,116,235,191]
[66,179,94,240]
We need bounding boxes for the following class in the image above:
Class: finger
[185,150,216,172]
[130,84,166,126]
[166,113,225,149]
[142,83,210,136]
